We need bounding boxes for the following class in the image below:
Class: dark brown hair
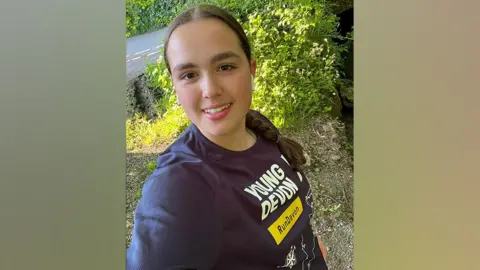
[163,4,251,74]
[163,4,307,170]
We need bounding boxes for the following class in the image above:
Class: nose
[201,75,222,98]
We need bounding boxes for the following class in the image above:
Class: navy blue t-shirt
[127,121,328,270]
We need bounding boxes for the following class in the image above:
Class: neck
[200,119,256,151]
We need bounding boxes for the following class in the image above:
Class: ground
[125,114,353,270]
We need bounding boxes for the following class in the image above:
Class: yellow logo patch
[267,196,303,245]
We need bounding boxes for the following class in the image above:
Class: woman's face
[166,18,256,138]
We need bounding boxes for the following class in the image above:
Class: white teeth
[204,104,231,114]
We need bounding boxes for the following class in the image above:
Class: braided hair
[246,110,307,171]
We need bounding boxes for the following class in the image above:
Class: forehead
[167,18,245,66]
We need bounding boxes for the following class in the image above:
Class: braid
[246,110,307,170]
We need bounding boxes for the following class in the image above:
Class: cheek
[177,87,201,109]
[230,74,252,100]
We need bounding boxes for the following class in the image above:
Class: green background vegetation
[125,1,354,268]
[126,0,353,151]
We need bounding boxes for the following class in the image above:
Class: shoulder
[139,126,220,204]
[128,151,222,269]
[141,154,216,207]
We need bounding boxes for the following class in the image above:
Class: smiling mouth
[202,103,232,114]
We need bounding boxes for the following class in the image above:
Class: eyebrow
[172,51,241,73]
[211,51,240,63]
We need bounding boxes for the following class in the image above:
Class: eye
[180,72,196,80]
[218,64,235,72]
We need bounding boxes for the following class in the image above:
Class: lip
[202,102,232,111]
[203,104,232,121]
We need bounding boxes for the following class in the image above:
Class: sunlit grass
[126,105,190,151]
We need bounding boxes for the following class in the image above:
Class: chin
[202,121,235,137]
[202,115,242,138]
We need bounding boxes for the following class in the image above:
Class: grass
[126,105,190,152]
[125,112,353,270]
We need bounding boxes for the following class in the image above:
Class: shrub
[126,0,155,38]
[126,0,192,37]
[144,56,176,114]
[126,56,190,152]
[190,0,269,22]
[127,0,267,37]
[244,1,340,127]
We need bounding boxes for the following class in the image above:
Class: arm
[127,164,221,270]
[317,235,327,260]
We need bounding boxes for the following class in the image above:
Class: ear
[250,59,257,77]
[251,74,255,91]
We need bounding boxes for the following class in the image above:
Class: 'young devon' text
[244,163,299,220]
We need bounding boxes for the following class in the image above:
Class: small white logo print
[278,245,297,269]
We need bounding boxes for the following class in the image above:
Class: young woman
[127,4,329,270]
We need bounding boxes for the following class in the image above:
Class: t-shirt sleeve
[126,162,221,270]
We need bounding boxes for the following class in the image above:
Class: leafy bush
[126,0,155,38]
[126,0,271,37]
[127,56,191,151]
[189,0,269,22]
[244,1,340,127]
[126,49,187,151]
[144,57,176,114]
[126,0,187,37]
